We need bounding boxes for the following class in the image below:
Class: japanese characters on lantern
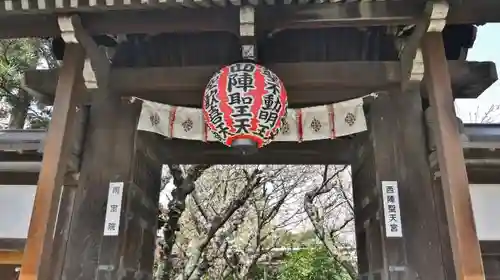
[203,62,288,148]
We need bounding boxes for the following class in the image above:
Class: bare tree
[157,164,357,280]
[304,165,357,279]
[219,166,315,279]
[456,103,500,123]
[159,164,212,280]
[177,166,263,280]
[469,104,500,123]
[156,165,320,280]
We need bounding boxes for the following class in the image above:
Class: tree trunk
[8,90,30,129]
[162,164,211,280]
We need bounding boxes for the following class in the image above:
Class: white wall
[469,184,500,241]
[0,185,36,239]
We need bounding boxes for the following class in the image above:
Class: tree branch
[181,168,262,280]
[161,164,211,280]
[304,165,356,280]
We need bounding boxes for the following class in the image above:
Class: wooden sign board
[103,182,124,236]
[382,181,403,238]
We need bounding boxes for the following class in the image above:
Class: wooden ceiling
[0,0,499,39]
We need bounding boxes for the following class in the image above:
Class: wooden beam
[24,61,401,106]
[120,62,399,90]
[0,8,239,39]
[0,172,39,185]
[240,6,256,60]
[422,32,485,280]
[398,1,448,90]
[0,239,26,252]
[47,184,77,280]
[1,0,500,39]
[58,15,110,89]
[142,132,357,164]
[262,1,421,35]
[23,60,497,107]
[264,0,500,31]
[19,44,85,280]
[0,1,420,27]
[0,251,23,265]
[447,0,500,25]
[439,61,497,99]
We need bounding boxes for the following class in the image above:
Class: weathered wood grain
[19,44,85,280]
[23,60,497,107]
[59,88,161,279]
[148,134,357,164]
[422,32,485,280]
[352,85,456,279]
[0,0,499,39]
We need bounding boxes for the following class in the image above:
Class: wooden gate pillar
[56,93,161,280]
[422,32,485,280]
[352,87,454,279]
[19,42,85,280]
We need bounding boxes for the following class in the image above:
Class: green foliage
[277,247,352,280]
[0,39,39,85]
[0,39,39,101]
[0,38,54,128]
[276,229,319,248]
[249,264,280,280]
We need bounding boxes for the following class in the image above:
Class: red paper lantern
[203,62,288,150]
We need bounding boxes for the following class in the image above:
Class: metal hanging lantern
[203,62,288,153]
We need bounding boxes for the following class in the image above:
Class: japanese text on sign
[103,181,124,236]
[381,181,403,238]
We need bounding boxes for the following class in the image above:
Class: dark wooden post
[422,32,485,280]
[352,87,455,279]
[58,91,162,280]
[352,93,407,280]
[48,104,88,280]
[94,101,162,280]
[19,43,85,280]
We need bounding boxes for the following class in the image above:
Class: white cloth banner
[137,101,172,138]
[333,98,367,137]
[274,109,300,142]
[301,105,333,141]
[171,106,205,141]
[136,97,368,142]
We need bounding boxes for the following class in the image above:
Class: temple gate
[0,0,499,279]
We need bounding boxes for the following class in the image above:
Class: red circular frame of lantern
[202,62,288,148]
